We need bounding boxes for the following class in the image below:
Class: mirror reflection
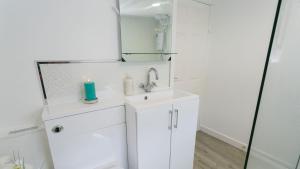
[120,0,174,62]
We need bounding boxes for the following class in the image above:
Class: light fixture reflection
[152,3,161,7]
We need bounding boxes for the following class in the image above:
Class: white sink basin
[125,90,198,110]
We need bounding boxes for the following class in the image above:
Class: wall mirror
[119,0,175,62]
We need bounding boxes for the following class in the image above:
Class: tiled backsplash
[40,61,171,106]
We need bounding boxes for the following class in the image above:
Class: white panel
[137,104,172,169]
[170,98,198,169]
[44,106,125,138]
[44,106,127,169]
[47,124,127,169]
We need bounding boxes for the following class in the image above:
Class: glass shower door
[245,0,300,168]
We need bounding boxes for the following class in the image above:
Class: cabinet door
[137,103,173,169]
[170,99,199,169]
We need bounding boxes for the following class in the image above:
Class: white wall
[0,0,119,131]
[0,0,170,168]
[174,0,279,149]
[200,0,278,148]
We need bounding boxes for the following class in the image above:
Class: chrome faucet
[140,67,159,92]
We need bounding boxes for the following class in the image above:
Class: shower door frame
[243,0,283,168]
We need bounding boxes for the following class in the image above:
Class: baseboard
[250,148,292,169]
[198,125,247,151]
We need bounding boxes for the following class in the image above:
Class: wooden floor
[194,131,246,169]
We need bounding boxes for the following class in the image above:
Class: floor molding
[250,148,292,169]
[198,125,247,151]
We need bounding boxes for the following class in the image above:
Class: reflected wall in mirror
[120,0,174,62]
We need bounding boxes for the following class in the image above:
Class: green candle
[84,80,97,101]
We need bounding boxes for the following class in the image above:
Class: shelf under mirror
[122,53,177,55]
[121,53,177,62]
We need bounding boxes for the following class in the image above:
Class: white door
[170,99,199,169]
[174,0,210,131]
[137,103,173,169]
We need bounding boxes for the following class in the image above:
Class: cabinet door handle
[174,109,179,129]
[168,110,173,130]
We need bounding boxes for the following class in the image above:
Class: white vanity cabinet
[125,90,199,169]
